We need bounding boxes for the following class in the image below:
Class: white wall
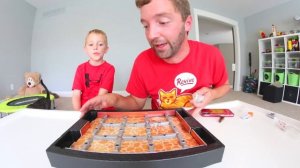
[216,44,235,87]
[189,0,247,90]
[0,0,35,99]
[31,0,148,93]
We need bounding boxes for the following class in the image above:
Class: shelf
[287,68,300,70]
[258,33,300,106]
[286,51,300,54]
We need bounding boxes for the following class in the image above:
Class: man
[80,0,230,114]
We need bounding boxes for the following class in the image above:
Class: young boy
[72,29,115,110]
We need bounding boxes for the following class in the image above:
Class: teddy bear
[18,72,45,96]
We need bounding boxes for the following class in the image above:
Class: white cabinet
[257,33,300,105]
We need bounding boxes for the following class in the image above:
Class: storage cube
[263,85,283,103]
[283,86,299,103]
[288,73,299,86]
[258,82,271,95]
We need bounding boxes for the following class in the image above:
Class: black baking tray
[46,109,224,168]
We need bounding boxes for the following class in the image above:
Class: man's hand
[189,83,231,115]
[191,87,214,109]
[80,93,115,115]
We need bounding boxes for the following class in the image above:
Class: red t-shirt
[72,61,115,106]
[126,40,228,110]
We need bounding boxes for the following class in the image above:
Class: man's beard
[151,26,186,59]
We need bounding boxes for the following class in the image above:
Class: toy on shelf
[260,31,266,38]
[272,24,277,37]
[287,37,299,51]
[292,37,299,51]
[274,44,284,52]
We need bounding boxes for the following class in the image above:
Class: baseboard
[54,91,72,97]
[54,91,129,97]
[236,85,242,91]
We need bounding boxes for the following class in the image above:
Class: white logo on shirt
[174,73,197,92]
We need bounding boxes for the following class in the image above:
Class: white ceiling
[24,0,68,9]
[24,0,293,18]
[205,0,293,18]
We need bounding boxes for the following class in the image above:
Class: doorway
[193,9,241,91]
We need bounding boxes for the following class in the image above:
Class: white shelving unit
[258,33,300,105]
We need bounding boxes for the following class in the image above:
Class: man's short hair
[135,0,191,21]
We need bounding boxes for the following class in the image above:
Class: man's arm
[80,93,147,114]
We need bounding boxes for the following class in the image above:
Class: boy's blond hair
[85,29,108,46]
[135,0,191,21]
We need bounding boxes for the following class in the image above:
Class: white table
[192,101,300,168]
[0,101,299,168]
[0,109,80,168]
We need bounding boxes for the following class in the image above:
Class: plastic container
[264,60,272,67]
[274,47,284,52]
[263,72,271,82]
[275,58,285,68]
[288,58,300,69]
[275,72,285,84]
[288,72,299,86]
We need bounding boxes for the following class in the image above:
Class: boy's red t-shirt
[72,61,115,106]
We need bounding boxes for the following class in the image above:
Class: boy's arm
[98,88,108,95]
[72,90,81,111]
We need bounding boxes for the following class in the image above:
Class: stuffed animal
[18,72,45,96]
